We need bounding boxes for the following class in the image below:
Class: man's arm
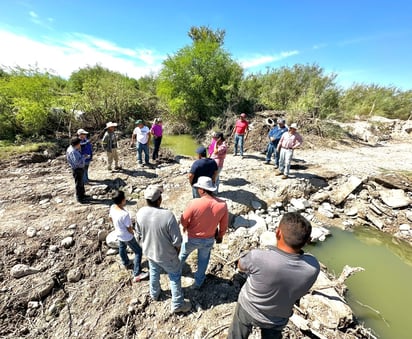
[188,173,195,185]
[130,131,136,145]
[212,169,218,184]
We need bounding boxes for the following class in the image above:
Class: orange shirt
[181,195,228,239]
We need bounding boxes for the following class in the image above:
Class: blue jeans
[118,237,142,277]
[279,148,294,176]
[228,303,284,339]
[148,260,184,310]
[234,134,245,156]
[137,142,149,164]
[215,167,223,193]
[179,237,215,287]
[192,186,200,199]
[266,141,280,166]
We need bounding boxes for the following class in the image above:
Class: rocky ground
[1,115,411,338]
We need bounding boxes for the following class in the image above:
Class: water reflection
[307,226,412,338]
[354,225,412,267]
[161,134,199,157]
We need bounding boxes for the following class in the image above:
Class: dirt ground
[1,118,411,338]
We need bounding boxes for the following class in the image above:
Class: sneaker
[114,166,122,170]
[172,300,192,314]
[275,171,283,176]
[274,165,279,169]
[263,161,270,164]
[281,175,288,179]
[134,271,149,282]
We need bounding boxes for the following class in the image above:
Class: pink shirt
[234,120,249,135]
[150,124,163,137]
[181,195,228,239]
[279,131,303,149]
[211,142,227,168]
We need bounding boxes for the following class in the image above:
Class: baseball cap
[196,146,207,154]
[77,128,89,135]
[240,113,247,118]
[144,185,163,202]
[135,119,143,125]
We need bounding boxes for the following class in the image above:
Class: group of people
[66,114,319,337]
[110,176,228,314]
[110,181,319,337]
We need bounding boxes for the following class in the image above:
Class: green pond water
[161,134,201,156]
[307,226,412,338]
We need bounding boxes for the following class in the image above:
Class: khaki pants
[106,149,119,169]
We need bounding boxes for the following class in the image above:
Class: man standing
[179,176,228,289]
[66,137,87,203]
[131,119,151,167]
[231,113,249,158]
[276,123,303,179]
[102,122,121,171]
[228,212,320,339]
[264,118,288,168]
[189,146,218,198]
[77,128,92,184]
[136,185,191,313]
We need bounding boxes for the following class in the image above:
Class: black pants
[72,168,85,200]
[152,136,162,160]
[227,303,283,339]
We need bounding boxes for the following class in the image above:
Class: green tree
[68,65,141,128]
[157,26,243,132]
[0,67,67,138]
[340,84,412,120]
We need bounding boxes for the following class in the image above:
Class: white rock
[10,264,40,278]
[68,224,77,229]
[61,237,74,248]
[318,206,334,219]
[49,245,58,252]
[26,227,37,238]
[39,199,50,205]
[310,226,331,242]
[54,197,63,203]
[106,231,119,248]
[399,224,411,231]
[106,248,118,255]
[290,198,311,210]
[260,231,277,247]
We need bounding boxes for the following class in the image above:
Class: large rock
[329,176,363,205]
[300,271,353,329]
[379,188,412,208]
[106,230,120,248]
[372,173,412,192]
[10,264,40,279]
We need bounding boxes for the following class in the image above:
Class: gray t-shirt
[238,246,320,327]
[135,206,182,272]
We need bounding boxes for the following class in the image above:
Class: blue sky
[1,0,411,90]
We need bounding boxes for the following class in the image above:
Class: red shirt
[181,195,228,239]
[234,119,249,135]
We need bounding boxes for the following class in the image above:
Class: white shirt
[109,205,133,242]
[133,126,150,144]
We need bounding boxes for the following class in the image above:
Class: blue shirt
[268,126,288,143]
[66,145,85,170]
[80,139,93,164]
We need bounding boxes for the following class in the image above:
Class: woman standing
[150,118,163,162]
[210,132,227,193]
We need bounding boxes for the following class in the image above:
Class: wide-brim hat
[106,122,117,128]
[193,176,217,192]
[290,123,298,130]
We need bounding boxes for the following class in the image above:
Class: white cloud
[0,29,165,79]
[240,50,299,69]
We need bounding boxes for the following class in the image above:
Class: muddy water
[162,134,200,156]
[307,226,412,338]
